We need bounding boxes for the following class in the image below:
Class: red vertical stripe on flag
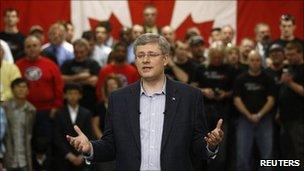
[237,0,304,44]
[0,1,70,38]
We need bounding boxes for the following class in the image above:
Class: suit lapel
[63,107,76,136]
[75,107,83,125]
[161,79,180,152]
[127,81,141,152]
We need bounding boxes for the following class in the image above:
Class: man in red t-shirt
[96,43,139,100]
[16,35,63,169]
[16,36,63,111]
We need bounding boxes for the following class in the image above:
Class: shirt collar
[140,77,166,96]
[11,99,28,110]
[67,104,79,113]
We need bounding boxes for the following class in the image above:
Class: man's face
[4,11,19,27]
[280,20,295,38]
[95,26,108,44]
[106,79,119,94]
[135,43,168,81]
[240,40,255,57]
[161,27,175,44]
[49,25,65,45]
[132,25,144,40]
[222,26,234,43]
[143,7,157,26]
[175,43,189,61]
[25,37,41,61]
[12,83,29,99]
[65,90,82,106]
[209,50,224,66]
[87,39,95,55]
[74,45,89,61]
[285,49,301,65]
[227,50,239,65]
[66,24,74,42]
[114,45,127,63]
[191,44,204,59]
[256,25,271,43]
[269,51,284,65]
[248,52,261,73]
[210,30,222,42]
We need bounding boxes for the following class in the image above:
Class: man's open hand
[66,125,92,154]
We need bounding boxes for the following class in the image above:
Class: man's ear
[163,54,169,66]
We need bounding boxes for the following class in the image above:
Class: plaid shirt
[0,107,7,158]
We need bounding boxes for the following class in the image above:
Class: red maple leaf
[88,13,123,39]
[88,4,213,44]
[175,14,214,45]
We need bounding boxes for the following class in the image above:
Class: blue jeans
[236,115,273,171]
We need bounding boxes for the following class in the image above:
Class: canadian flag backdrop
[0,0,303,44]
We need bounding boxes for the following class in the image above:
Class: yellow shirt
[0,60,21,101]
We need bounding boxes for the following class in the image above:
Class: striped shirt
[139,80,166,171]
[0,107,7,158]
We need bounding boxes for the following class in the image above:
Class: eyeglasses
[136,52,162,59]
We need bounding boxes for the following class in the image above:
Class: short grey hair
[73,38,90,50]
[133,33,170,55]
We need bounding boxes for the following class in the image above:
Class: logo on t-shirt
[244,83,262,91]
[204,71,225,80]
[25,66,42,81]
[116,74,128,86]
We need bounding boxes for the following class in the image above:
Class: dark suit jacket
[54,106,93,158]
[91,78,208,170]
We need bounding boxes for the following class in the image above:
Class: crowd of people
[0,5,303,171]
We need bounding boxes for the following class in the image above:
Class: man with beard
[96,43,139,100]
[278,42,304,164]
[221,25,235,47]
[264,44,285,160]
[189,35,206,64]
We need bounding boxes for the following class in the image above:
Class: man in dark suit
[54,83,93,171]
[143,5,161,34]
[67,33,223,170]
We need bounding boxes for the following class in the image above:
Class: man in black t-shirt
[271,14,304,50]
[165,41,199,84]
[278,42,304,162]
[189,35,206,64]
[264,44,285,159]
[265,44,285,100]
[234,50,275,171]
[61,39,100,113]
[196,47,234,171]
[0,8,25,61]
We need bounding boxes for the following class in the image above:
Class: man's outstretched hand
[66,125,92,154]
[204,119,224,150]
